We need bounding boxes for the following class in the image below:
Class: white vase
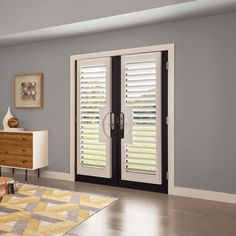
[3,106,13,130]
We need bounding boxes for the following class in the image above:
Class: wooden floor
[8,174,236,236]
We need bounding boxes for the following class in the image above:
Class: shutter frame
[121,52,162,184]
[77,57,112,178]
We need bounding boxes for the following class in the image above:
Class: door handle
[120,112,124,130]
[110,113,116,131]
[120,112,124,139]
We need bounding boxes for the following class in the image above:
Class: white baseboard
[170,186,236,204]
[1,167,74,182]
[40,170,74,181]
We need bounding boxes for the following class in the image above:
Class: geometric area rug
[0,184,117,236]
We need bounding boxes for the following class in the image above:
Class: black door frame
[75,51,168,193]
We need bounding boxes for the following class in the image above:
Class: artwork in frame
[14,73,43,108]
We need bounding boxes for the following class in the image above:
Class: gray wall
[0,0,192,36]
[0,11,236,194]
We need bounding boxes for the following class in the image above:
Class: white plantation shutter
[121,52,162,184]
[77,57,112,178]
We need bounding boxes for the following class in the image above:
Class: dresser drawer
[0,132,32,147]
[0,154,32,169]
[0,145,32,156]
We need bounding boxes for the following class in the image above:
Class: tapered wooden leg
[38,169,40,178]
[12,168,15,176]
[25,170,28,182]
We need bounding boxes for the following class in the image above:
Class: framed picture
[14,73,43,108]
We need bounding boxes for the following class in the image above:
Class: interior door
[121,52,163,185]
[76,57,112,178]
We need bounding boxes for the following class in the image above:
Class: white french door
[76,50,168,191]
[76,57,112,178]
[121,52,162,184]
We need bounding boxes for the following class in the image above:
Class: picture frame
[14,73,43,108]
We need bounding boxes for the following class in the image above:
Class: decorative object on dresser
[2,107,24,131]
[8,117,20,128]
[14,73,43,108]
[0,131,48,181]
[2,106,13,130]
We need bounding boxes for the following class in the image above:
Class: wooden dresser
[0,131,48,180]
